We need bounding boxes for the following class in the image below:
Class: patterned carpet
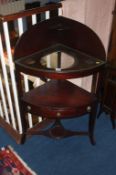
[0,145,36,174]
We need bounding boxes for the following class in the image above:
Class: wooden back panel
[14,16,106,60]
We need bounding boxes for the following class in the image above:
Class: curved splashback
[14,16,106,60]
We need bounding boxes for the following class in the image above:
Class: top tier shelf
[14,16,106,79]
[15,43,106,79]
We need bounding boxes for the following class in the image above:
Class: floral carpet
[0,145,37,175]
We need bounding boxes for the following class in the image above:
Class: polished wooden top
[15,16,106,79]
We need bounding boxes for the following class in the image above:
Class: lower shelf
[22,79,96,119]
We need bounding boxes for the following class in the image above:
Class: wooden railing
[0,3,62,21]
[0,3,62,142]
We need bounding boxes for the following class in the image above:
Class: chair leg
[88,102,97,145]
[110,92,116,129]
[20,103,27,144]
[110,112,115,129]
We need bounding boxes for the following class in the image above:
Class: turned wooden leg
[88,102,97,145]
[15,70,27,144]
[97,102,103,118]
[19,102,27,144]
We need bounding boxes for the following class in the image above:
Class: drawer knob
[87,106,91,112]
[57,112,61,117]
[27,106,31,110]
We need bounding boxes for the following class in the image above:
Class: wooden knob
[57,112,61,117]
[87,106,91,112]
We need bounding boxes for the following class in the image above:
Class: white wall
[62,0,115,91]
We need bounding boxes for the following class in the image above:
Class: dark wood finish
[23,80,98,145]
[0,3,62,22]
[17,78,98,145]
[14,16,106,145]
[0,3,62,144]
[27,118,89,139]
[0,115,53,144]
[97,2,116,126]
[0,116,22,144]
[98,64,116,128]
[14,15,106,95]
[14,16,106,60]
[21,80,97,119]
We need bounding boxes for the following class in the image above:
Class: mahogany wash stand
[14,16,106,145]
